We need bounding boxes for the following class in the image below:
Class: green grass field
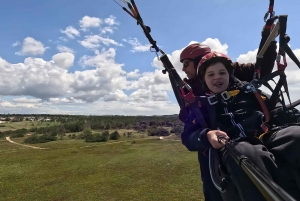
[0,121,58,132]
[0,135,204,201]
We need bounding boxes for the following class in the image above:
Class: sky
[0,0,299,115]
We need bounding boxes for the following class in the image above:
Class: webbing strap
[278,15,287,57]
[268,74,286,110]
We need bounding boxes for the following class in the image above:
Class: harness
[255,7,300,122]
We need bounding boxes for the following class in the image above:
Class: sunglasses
[183,60,193,68]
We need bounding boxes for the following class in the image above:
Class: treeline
[0,115,183,144]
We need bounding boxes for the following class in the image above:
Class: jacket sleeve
[181,118,212,152]
[232,41,277,82]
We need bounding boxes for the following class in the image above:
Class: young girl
[197,52,268,148]
[192,51,300,200]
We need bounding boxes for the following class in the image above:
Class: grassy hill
[0,135,204,201]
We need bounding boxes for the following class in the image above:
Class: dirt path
[5,137,48,149]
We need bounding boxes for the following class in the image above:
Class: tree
[147,127,157,136]
[157,128,169,136]
[101,131,110,142]
[109,130,120,140]
[127,132,132,138]
[147,127,169,136]
[77,128,93,140]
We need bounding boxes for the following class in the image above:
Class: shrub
[156,128,169,136]
[147,127,157,136]
[127,132,132,138]
[77,128,93,140]
[68,134,76,139]
[84,131,110,143]
[101,131,110,142]
[170,126,183,134]
[9,128,28,138]
[24,134,57,144]
[109,130,120,140]
[147,127,169,136]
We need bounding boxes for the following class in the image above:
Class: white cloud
[79,16,102,31]
[129,87,168,102]
[0,99,39,109]
[79,48,120,68]
[49,97,83,104]
[103,89,128,101]
[59,37,68,42]
[0,56,70,100]
[15,37,48,56]
[79,35,123,49]
[129,89,150,102]
[126,70,170,91]
[60,26,80,39]
[98,36,123,46]
[12,41,20,47]
[57,45,74,53]
[104,15,119,26]
[151,38,229,80]
[72,48,128,102]
[101,26,114,34]
[79,35,101,49]
[283,49,300,86]
[236,49,258,63]
[12,97,42,103]
[151,90,169,101]
[123,38,151,52]
[3,35,300,115]
[126,69,141,79]
[52,52,75,69]
[201,38,229,54]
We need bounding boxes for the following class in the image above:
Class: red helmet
[197,51,233,78]
[180,43,211,62]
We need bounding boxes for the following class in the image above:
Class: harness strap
[268,73,286,110]
[243,81,270,123]
[254,17,278,79]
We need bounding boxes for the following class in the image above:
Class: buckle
[244,83,256,93]
[207,95,218,105]
[221,91,230,100]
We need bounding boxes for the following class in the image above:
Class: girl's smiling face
[204,62,229,94]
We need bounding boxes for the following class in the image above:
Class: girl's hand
[206,130,230,149]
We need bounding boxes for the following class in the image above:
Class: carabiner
[276,54,287,71]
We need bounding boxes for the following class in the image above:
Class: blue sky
[0,0,299,115]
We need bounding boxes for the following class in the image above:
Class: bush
[68,134,77,139]
[93,132,109,142]
[24,134,57,144]
[10,133,25,138]
[29,127,38,132]
[109,130,120,140]
[93,133,104,142]
[147,127,157,136]
[156,128,169,136]
[77,128,93,140]
[9,128,28,138]
[147,127,169,136]
[84,131,110,142]
[84,133,95,142]
[101,131,110,142]
[170,126,183,134]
